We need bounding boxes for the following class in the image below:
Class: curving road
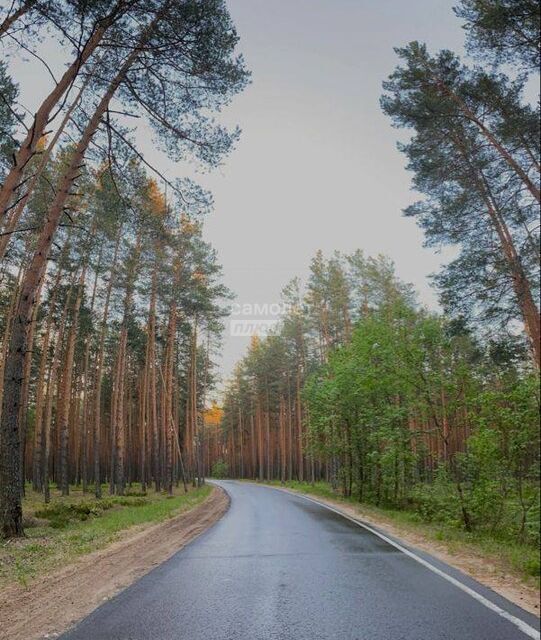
[61,480,540,640]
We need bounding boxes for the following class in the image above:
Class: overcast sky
[6,0,469,383]
[198,0,466,379]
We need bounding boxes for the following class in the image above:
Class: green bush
[522,556,541,577]
[524,501,540,545]
[410,468,460,525]
[211,459,229,479]
[35,499,115,529]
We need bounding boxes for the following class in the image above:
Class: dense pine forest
[0,0,538,569]
[0,2,539,638]
[210,1,541,555]
[0,0,249,538]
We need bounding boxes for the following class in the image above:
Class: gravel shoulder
[0,486,229,640]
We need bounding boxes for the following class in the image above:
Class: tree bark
[18,274,43,495]
[31,242,70,491]
[113,235,141,495]
[147,267,160,492]
[0,5,167,534]
[0,70,95,261]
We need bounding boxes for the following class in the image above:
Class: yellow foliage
[180,212,199,235]
[36,135,48,151]
[146,178,167,217]
[203,402,223,427]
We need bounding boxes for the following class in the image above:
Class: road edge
[0,485,229,640]
[242,481,540,639]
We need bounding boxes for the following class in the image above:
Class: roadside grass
[0,483,212,589]
[256,479,540,587]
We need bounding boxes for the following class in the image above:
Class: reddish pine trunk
[147,270,160,492]
[94,231,121,498]
[0,2,128,223]
[0,73,94,261]
[163,301,177,495]
[43,283,74,503]
[458,135,540,366]
[59,264,87,495]
[80,251,101,493]
[31,246,70,491]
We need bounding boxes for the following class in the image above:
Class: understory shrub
[211,459,229,478]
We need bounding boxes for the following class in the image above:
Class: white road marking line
[264,484,540,640]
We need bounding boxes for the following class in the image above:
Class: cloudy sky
[6,0,469,382]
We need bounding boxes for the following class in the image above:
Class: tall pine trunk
[59,263,87,495]
[94,231,121,498]
[43,282,74,503]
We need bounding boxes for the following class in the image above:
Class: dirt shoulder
[0,485,229,640]
[265,483,540,616]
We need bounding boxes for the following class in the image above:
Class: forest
[0,0,538,587]
[0,0,249,539]
[0,2,539,638]
[211,0,541,563]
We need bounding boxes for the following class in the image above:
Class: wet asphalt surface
[60,480,540,640]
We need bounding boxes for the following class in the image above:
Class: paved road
[61,481,540,640]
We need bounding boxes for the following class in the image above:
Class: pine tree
[381,43,540,365]
[455,0,541,74]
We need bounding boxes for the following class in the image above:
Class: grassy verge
[258,480,540,587]
[0,483,212,589]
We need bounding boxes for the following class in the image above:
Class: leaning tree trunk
[0,0,37,38]
[0,70,95,261]
[0,1,129,224]
[428,70,541,204]
[452,131,541,367]
[481,177,541,368]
